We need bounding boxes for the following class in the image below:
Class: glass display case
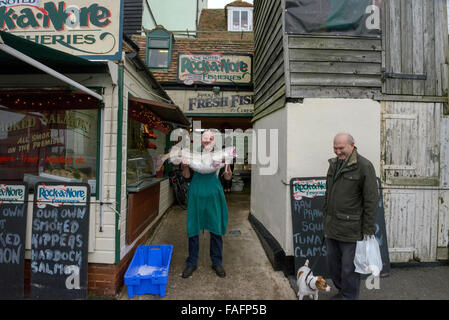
[126,151,155,189]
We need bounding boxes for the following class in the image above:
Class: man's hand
[181,158,190,166]
[223,164,232,180]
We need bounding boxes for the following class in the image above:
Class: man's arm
[362,162,379,236]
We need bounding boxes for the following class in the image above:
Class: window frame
[146,32,173,70]
[227,7,253,32]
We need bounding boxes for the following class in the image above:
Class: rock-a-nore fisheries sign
[292,178,326,201]
[0,0,124,60]
[30,182,90,299]
[35,183,87,207]
[0,182,28,299]
[177,52,252,86]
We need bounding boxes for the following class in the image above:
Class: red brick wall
[132,35,254,84]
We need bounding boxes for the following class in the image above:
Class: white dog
[296,260,331,300]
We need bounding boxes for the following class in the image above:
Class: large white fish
[155,144,236,174]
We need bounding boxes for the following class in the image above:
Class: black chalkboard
[30,182,90,299]
[290,177,329,278]
[290,177,390,279]
[0,182,28,299]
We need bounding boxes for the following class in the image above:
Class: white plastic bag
[354,235,383,276]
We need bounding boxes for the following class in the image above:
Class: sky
[207,0,254,9]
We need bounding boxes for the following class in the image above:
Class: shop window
[146,29,173,69]
[127,99,171,189]
[228,8,253,32]
[0,91,99,194]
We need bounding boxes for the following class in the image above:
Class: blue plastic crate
[124,244,173,298]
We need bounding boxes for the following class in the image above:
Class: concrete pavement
[119,189,449,300]
[119,189,296,300]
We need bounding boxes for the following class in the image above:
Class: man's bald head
[333,133,355,160]
[334,132,355,145]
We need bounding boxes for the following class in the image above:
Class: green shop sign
[0,0,124,60]
[177,52,253,86]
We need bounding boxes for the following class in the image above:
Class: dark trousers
[325,237,361,300]
[186,232,223,268]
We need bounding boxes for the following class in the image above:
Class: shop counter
[126,178,168,244]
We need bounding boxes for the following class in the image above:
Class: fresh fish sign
[0,0,123,60]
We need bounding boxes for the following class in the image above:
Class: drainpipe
[115,62,124,264]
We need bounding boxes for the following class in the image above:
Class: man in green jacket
[323,133,378,300]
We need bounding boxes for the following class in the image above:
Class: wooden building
[251,0,449,274]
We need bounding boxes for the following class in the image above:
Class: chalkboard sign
[0,182,28,299]
[290,177,390,279]
[290,177,329,278]
[30,182,90,299]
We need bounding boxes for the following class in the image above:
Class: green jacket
[323,148,378,242]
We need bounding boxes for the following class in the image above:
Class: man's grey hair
[335,132,355,144]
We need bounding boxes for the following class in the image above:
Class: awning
[0,30,107,101]
[129,96,190,127]
[0,30,107,74]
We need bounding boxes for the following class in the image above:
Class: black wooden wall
[123,0,144,37]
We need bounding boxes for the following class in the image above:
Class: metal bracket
[381,68,427,82]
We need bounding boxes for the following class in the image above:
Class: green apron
[186,171,229,238]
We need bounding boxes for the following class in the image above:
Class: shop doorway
[189,116,253,197]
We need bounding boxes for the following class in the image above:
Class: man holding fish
[156,130,234,278]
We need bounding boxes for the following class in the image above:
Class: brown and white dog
[296,260,331,300]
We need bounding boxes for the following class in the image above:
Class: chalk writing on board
[30,183,89,299]
[0,182,28,299]
[293,198,327,258]
[0,185,26,264]
[290,177,391,279]
[290,177,329,277]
